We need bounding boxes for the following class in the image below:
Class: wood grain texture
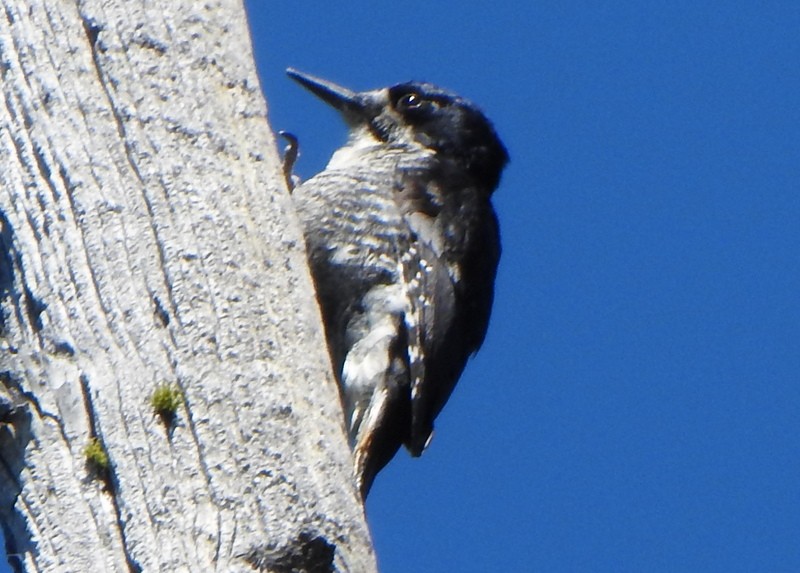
[0,1,376,571]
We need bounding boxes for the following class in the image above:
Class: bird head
[287,68,509,189]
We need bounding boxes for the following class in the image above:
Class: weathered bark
[0,1,376,571]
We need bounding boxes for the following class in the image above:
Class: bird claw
[278,130,300,192]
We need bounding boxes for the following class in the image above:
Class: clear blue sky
[249,3,799,572]
[4,3,799,572]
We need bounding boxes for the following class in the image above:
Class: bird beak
[287,68,371,124]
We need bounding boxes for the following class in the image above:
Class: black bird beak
[287,68,371,124]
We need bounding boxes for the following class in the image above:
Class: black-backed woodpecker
[287,69,508,497]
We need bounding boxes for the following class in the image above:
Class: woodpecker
[287,68,508,497]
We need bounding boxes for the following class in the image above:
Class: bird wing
[393,167,458,455]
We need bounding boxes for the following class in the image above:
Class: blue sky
[249,2,799,572]
[4,3,799,572]
[249,2,800,571]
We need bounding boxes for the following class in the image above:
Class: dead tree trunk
[0,1,376,571]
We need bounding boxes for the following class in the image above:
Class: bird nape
[286,68,508,498]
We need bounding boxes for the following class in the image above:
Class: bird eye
[398,92,423,110]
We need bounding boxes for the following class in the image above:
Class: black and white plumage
[287,69,508,497]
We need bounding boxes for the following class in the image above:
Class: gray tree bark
[0,1,376,571]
